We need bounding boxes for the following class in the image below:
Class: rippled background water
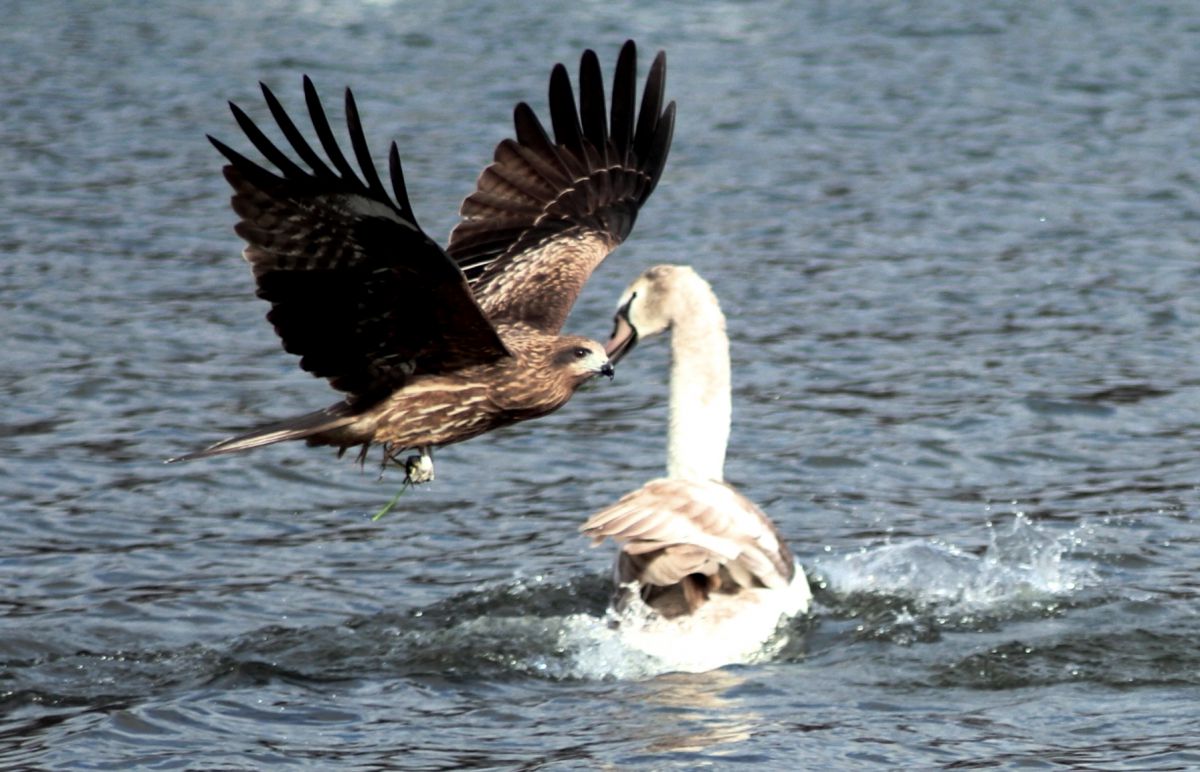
[4,1,1199,768]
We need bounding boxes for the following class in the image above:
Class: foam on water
[358,607,680,682]
[384,609,775,683]
[814,513,1098,617]
[457,611,795,682]
[366,516,1099,680]
[554,589,807,679]
[364,566,813,681]
[104,517,1092,689]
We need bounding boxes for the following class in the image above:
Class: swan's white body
[582,265,811,672]
[609,557,811,673]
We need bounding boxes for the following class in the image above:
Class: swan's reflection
[633,669,757,754]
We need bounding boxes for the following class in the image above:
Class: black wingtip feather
[229,100,308,180]
[220,74,420,228]
[609,41,637,159]
[642,100,676,202]
[513,102,573,182]
[260,80,336,180]
[209,135,285,191]
[548,63,584,154]
[207,133,233,160]
[633,50,667,162]
[302,76,361,184]
[387,142,416,221]
[344,87,389,201]
[513,102,551,150]
[578,49,608,157]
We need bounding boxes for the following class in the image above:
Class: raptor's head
[554,336,615,385]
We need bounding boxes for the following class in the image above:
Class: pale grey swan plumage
[582,265,811,671]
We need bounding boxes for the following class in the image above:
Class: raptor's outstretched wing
[211,77,509,403]
[447,41,675,334]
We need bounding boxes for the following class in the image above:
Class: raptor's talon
[404,452,435,485]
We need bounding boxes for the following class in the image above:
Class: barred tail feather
[167,405,357,462]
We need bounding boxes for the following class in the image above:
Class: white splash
[551,562,811,679]
[814,513,1096,615]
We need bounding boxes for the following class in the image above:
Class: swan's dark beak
[604,301,639,365]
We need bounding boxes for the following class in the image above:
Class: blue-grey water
[3,1,1199,768]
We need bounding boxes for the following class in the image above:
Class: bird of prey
[171,41,675,484]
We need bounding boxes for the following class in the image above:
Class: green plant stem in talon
[371,482,410,521]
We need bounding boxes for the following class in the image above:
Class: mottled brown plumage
[171,42,675,479]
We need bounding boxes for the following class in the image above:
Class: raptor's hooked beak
[604,297,639,365]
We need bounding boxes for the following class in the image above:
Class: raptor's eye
[574,347,590,359]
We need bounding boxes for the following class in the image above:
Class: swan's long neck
[666,278,731,482]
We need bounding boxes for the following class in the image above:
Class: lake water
[3,1,1199,768]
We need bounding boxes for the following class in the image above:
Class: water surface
[2,1,1199,768]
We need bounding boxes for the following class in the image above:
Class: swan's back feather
[581,477,795,591]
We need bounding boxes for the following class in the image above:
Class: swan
[581,265,811,672]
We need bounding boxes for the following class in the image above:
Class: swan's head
[605,264,705,364]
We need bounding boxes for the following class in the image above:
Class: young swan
[582,265,811,672]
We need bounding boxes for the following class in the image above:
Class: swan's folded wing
[582,478,795,589]
[618,544,722,587]
[446,40,675,334]
[211,77,509,401]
